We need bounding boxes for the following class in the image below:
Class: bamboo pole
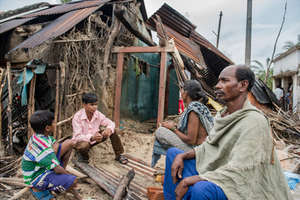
[58,62,65,139]
[9,187,30,200]
[7,62,13,155]
[27,73,36,139]
[53,68,60,139]
[0,68,6,156]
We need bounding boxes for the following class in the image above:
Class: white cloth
[274,87,283,100]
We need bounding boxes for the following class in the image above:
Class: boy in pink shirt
[72,93,127,164]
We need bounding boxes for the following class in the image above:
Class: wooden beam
[157,52,167,127]
[114,5,155,46]
[0,68,6,155]
[27,73,36,139]
[53,68,60,139]
[113,169,135,200]
[74,161,116,196]
[6,62,13,154]
[114,53,124,130]
[112,46,174,53]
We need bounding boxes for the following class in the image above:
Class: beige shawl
[194,101,292,200]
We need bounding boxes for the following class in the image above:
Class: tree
[251,58,273,89]
[61,0,71,3]
[282,37,300,50]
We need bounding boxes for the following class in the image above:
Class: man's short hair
[82,93,98,104]
[30,110,54,134]
[235,65,255,91]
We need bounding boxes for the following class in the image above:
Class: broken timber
[74,161,142,200]
[113,169,135,200]
[114,5,155,46]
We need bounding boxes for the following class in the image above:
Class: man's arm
[171,149,196,184]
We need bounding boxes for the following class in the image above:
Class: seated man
[22,110,81,200]
[164,65,292,200]
[72,92,127,164]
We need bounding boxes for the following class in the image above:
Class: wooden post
[27,73,36,139]
[113,53,124,129]
[58,62,65,139]
[53,68,60,139]
[0,68,6,156]
[157,51,167,127]
[6,62,13,154]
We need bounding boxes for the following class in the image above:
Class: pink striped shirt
[72,108,115,144]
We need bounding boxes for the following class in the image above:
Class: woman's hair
[183,80,208,104]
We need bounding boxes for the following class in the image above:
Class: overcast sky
[1,0,299,65]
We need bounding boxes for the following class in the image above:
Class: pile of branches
[264,106,300,145]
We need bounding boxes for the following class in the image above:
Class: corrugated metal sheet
[10,5,103,52]
[147,3,233,66]
[22,0,110,18]
[0,17,35,34]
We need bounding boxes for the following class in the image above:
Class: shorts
[32,144,76,193]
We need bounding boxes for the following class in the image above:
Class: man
[164,65,292,200]
[72,93,128,164]
[274,84,283,101]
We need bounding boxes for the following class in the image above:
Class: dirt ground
[9,118,299,200]
[16,118,164,200]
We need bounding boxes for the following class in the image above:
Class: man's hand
[161,121,177,130]
[101,128,112,138]
[171,154,184,184]
[175,176,203,200]
[91,133,103,143]
[175,178,189,200]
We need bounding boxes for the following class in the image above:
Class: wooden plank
[112,46,174,53]
[114,53,124,129]
[74,161,116,196]
[96,166,147,195]
[114,5,155,46]
[157,51,167,127]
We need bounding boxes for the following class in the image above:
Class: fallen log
[113,169,135,200]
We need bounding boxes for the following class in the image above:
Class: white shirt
[274,87,283,100]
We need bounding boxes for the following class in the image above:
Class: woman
[151,80,214,167]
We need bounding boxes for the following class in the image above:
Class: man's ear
[239,80,249,92]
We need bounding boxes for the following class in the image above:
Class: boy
[72,93,128,164]
[22,110,81,200]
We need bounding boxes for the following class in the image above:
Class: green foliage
[282,37,300,50]
[61,0,71,3]
[250,58,273,89]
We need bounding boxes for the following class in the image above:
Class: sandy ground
[15,119,164,200]
[9,118,300,200]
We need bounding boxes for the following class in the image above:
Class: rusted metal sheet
[9,5,103,52]
[147,3,234,67]
[22,0,110,18]
[190,31,233,64]
[0,17,35,34]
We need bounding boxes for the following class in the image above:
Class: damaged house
[0,0,282,155]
